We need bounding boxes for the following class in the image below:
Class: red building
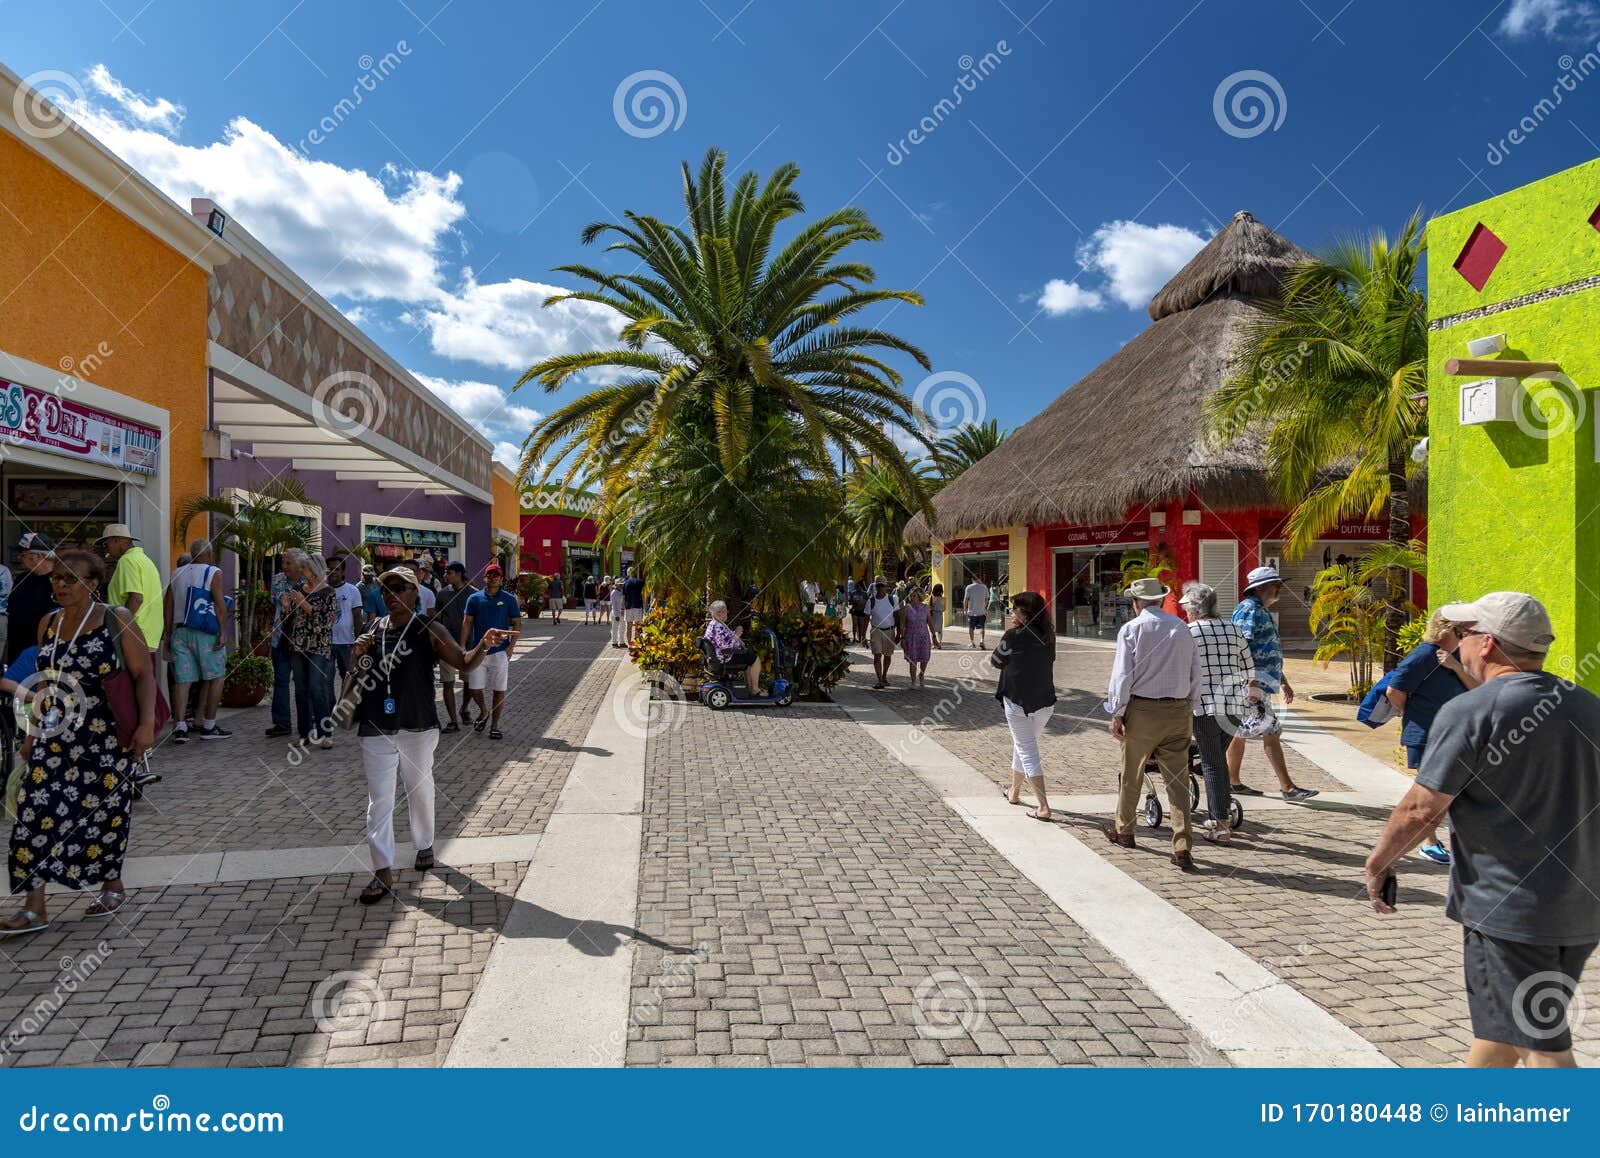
[519,487,636,580]
[910,212,1425,640]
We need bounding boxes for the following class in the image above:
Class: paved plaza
[0,621,1594,1068]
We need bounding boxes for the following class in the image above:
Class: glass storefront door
[949,552,1009,627]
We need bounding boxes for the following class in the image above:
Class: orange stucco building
[0,63,232,570]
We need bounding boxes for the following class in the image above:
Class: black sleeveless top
[356,615,440,736]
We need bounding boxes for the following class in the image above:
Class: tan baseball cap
[1438,591,1555,654]
[378,566,420,589]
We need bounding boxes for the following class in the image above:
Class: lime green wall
[1428,157,1600,688]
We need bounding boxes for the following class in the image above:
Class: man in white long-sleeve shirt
[1102,576,1202,870]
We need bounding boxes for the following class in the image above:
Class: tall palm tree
[933,419,1006,481]
[515,149,934,539]
[1206,213,1427,665]
[845,461,939,580]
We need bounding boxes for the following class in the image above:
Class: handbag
[180,564,222,635]
[104,604,172,748]
[1357,670,1398,728]
[1236,697,1282,740]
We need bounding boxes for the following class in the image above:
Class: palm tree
[933,419,1006,480]
[172,475,315,647]
[1205,213,1427,666]
[514,148,935,602]
[606,419,847,607]
[845,461,939,581]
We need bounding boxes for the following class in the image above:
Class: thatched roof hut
[907,210,1312,541]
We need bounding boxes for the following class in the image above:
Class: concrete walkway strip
[448,658,647,1067]
[834,687,1392,1068]
[1278,707,1414,803]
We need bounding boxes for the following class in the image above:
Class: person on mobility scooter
[697,600,794,709]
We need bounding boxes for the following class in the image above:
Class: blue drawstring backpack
[1357,670,1398,728]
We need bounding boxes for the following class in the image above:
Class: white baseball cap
[1438,591,1555,654]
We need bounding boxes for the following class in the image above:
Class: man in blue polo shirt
[460,564,520,740]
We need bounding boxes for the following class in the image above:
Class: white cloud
[412,373,542,458]
[410,273,626,373]
[1036,278,1105,316]
[1499,0,1600,38]
[85,64,184,135]
[1075,220,1209,309]
[492,441,524,470]
[63,70,465,304]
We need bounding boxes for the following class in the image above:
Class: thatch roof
[908,211,1314,542]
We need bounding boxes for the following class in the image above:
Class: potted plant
[221,651,273,709]
[516,571,549,619]
[629,596,705,692]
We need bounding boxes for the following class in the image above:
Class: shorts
[1462,927,1597,1052]
[870,627,897,656]
[583,598,596,612]
[438,660,459,685]
[624,607,644,623]
[466,650,510,693]
[719,647,758,668]
[967,614,987,630]
[170,626,227,683]
[548,596,565,611]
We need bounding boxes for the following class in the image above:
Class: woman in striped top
[1179,582,1255,844]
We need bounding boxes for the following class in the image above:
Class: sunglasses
[48,572,80,585]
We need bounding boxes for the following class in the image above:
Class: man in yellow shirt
[98,523,165,652]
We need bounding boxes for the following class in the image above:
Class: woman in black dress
[2,548,156,936]
[351,566,507,905]
[991,590,1058,821]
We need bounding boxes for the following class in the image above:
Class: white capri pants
[1004,697,1053,780]
[610,610,627,646]
[362,729,440,871]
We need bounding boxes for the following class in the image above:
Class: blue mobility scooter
[696,626,794,709]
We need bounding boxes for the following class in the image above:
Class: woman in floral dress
[901,586,933,689]
[1,548,156,936]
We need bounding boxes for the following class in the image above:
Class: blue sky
[10,0,1600,466]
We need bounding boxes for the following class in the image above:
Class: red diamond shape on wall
[1588,202,1600,231]
[1453,223,1506,292]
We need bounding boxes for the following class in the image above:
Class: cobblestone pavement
[627,703,1221,1068]
[0,618,610,1068]
[133,627,615,856]
[851,638,1600,1066]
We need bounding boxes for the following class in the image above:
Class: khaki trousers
[1114,697,1193,854]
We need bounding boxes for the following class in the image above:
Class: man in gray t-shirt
[1365,592,1597,1067]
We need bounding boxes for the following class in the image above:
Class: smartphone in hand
[1380,872,1398,908]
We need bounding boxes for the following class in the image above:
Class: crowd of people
[0,534,671,931]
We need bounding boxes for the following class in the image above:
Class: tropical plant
[222,652,272,707]
[844,460,939,581]
[1117,546,1176,589]
[516,571,548,617]
[494,536,519,574]
[1309,563,1386,695]
[607,422,849,608]
[172,476,315,647]
[628,595,707,684]
[1206,214,1427,667]
[933,419,1006,481]
[514,147,934,606]
[1395,612,1427,656]
[753,608,849,695]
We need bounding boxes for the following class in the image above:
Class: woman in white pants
[990,591,1058,821]
[350,565,507,904]
[609,579,627,648]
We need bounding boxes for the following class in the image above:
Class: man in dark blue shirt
[622,567,646,647]
[460,565,520,739]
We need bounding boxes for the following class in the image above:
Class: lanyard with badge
[379,614,417,719]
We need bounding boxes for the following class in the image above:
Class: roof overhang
[210,345,491,504]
